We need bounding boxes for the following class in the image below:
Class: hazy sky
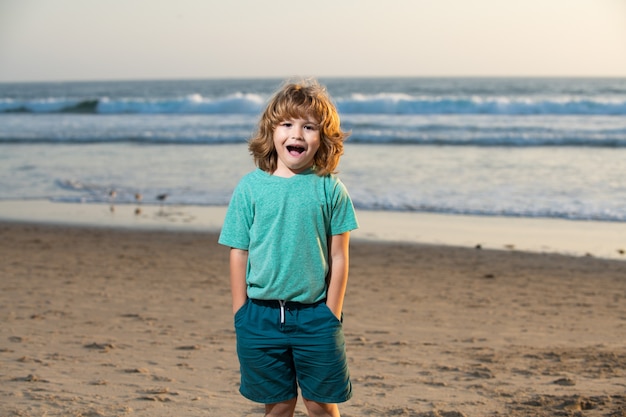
[1,0,625,82]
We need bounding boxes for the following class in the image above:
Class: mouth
[286,145,306,156]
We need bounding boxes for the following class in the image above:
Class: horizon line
[2,74,626,84]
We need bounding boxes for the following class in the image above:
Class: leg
[302,398,340,417]
[292,303,352,405]
[265,398,298,417]
[235,301,299,406]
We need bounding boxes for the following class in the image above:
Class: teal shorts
[233,298,352,404]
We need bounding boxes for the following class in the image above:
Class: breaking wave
[2,93,626,115]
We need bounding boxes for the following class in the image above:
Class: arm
[325,232,351,320]
[229,248,248,315]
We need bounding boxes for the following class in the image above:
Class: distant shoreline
[1,199,624,261]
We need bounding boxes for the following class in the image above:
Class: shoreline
[0,199,625,260]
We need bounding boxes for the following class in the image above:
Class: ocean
[1,77,626,223]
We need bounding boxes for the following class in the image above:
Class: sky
[0,0,625,82]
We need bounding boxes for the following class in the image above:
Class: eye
[280,122,292,128]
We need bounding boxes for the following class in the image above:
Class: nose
[291,125,304,139]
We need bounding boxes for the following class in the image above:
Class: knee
[302,398,340,417]
[264,398,297,417]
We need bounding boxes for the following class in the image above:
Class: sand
[1,221,625,416]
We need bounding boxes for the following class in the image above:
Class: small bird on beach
[157,193,168,214]
[109,190,117,212]
[134,193,143,215]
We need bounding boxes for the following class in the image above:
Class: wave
[339,94,626,115]
[3,93,626,115]
[49,183,626,223]
[3,134,625,147]
[350,203,626,223]
[51,182,626,222]
[0,135,247,145]
[0,93,266,115]
[347,136,626,147]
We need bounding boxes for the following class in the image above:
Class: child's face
[272,116,321,176]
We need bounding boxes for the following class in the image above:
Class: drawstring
[279,300,286,326]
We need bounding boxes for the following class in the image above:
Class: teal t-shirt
[218,168,358,304]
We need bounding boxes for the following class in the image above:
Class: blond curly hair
[248,79,349,176]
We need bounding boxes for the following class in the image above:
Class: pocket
[233,299,250,327]
[321,303,343,324]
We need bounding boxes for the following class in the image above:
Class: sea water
[1,77,625,222]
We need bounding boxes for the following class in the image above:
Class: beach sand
[1,220,625,416]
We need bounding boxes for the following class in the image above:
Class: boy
[219,79,358,417]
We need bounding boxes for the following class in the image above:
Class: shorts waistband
[250,299,325,309]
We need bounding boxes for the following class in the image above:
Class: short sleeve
[328,178,359,236]
[218,179,253,250]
